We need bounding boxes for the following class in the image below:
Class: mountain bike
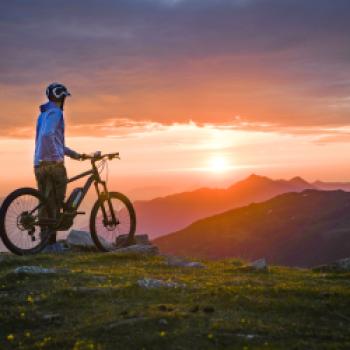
[0,152,136,255]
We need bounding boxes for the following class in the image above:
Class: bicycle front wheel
[90,192,136,252]
[0,188,51,255]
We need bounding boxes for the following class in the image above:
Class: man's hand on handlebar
[78,151,119,161]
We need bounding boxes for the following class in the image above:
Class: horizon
[2,0,350,198]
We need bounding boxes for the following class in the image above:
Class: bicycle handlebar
[81,152,120,161]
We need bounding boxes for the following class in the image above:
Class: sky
[1,0,350,199]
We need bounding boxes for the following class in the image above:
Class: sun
[209,155,230,173]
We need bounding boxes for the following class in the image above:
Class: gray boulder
[137,278,186,289]
[250,258,268,271]
[166,255,205,268]
[116,234,151,247]
[239,258,268,272]
[41,241,70,254]
[111,244,159,256]
[313,257,350,272]
[14,266,60,274]
[66,230,114,251]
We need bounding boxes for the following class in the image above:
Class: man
[34,82,84,245]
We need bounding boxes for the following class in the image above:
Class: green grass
[0,253,349,349]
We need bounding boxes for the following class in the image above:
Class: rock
[137,278,186,289]
[42,313,62,323]
[71,287,110,294]
[104,317,147,331]
[116,234,151,247]
[14,266,58,274]
[250,258,268,271]
[159,318,168,326]
[166,255,205,268]
[313,257,350,272]
[41,241,70,254]
[236,334,258,340]
[112,244,159,256]
[66,230,114,251]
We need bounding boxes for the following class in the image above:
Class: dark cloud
[1,0,350,131]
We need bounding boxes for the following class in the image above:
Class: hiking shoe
[41,242,70,254]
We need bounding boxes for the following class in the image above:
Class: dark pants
[34,163,67,244]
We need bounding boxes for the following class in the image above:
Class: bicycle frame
[67,160,117,224]
[33,159,117,230]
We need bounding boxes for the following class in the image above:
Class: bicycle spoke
[94,196,133,248]
[4,194,42,251]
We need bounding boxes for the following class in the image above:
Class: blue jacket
[34,101,79,166]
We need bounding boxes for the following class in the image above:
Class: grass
[0,252,349,349]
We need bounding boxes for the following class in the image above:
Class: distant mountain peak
[245,174,272,183]
[289,176,311,187]
[227,174,273,190]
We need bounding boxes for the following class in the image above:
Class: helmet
[46,82,71,101]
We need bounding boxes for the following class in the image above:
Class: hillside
[154,190,350,267]
[134,174,315,239]
[0,253,349,349]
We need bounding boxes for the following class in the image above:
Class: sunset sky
[1,0,350,199]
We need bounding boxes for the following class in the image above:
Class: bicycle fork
[94,182,119,227]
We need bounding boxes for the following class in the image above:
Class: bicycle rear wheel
[90,192,136,252]
[0,188,51,255]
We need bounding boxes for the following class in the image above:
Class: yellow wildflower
[7,334,14,341]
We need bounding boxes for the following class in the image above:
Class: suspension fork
[94,182,118,226]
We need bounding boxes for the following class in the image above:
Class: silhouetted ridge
[154,189,350,267]
[134,174,315,238]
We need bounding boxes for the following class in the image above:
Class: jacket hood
[40,101,60,113]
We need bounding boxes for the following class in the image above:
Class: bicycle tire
[90,192,136,252]
[0,187,52,255]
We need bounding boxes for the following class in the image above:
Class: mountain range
[134,174,344,239]
[154,189,350,267]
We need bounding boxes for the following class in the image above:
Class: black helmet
[46,82,71,101]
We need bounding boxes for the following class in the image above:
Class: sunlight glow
[209,155,230,173]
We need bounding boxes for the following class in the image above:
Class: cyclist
[34,82,84,246]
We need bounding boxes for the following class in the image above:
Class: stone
[42,313,62,323]
[71,287,110,294]
[14,266,58,274]
[159,318,168,326]
[104,317,147,330]
[112,244,159,256]
[116,234,151,247]
[313,257,350,272]
[236,334,258,340]
[137,278,186,289]
[166,255,205,268]
[66,230,114,251]
[41,241,70,254]
[250,258,268,271]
